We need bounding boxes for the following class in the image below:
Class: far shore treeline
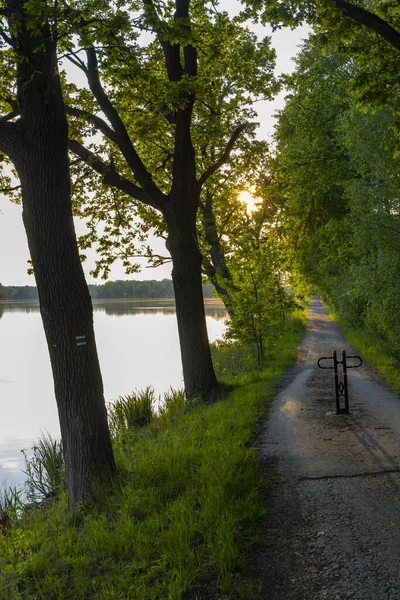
[0,279,214,301]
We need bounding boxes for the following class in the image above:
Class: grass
[0,311,306,600]
[326,305,400,393]
[22,433,65,504]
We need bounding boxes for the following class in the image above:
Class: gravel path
[254,297,400,599]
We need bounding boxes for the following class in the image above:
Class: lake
[0,298,226,491]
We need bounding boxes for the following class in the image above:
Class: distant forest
[0,279,214,301]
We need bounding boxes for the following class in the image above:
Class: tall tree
[273,40,400,350]
[0,0,116,505]
[241,1,400,121]
[64,1,278,398]
[241,0,400,50]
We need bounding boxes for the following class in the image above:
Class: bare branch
[198,124,248,187]
[0,28,13,47]
[145,257,173,267]
[65,53,88,73]
[0,121,20,157]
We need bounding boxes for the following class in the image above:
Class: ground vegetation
[0,311,306,599]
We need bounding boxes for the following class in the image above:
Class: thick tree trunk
[6,0,116,505]
[17,145,116,505]
[165,207,217,400]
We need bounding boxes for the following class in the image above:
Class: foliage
[212,309,306,382]
[241,0,400,128]
[215,199,298,365]
[0,312,306,600]
[272,38,400,356]
[61,0,279,278]
[0,285,39,301]
[325,304,400,394]
[198,140,273,311]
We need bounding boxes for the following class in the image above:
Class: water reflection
[0,297,227,490]
[0,438,31,490]
[0,298,226,320]
[0,301,40,314]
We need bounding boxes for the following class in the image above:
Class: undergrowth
[326,303,400,393]
[0,310,306,600]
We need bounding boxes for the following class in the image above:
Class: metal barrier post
[333,350,340,414]
[342,350,349,414]
[317,350,362,415]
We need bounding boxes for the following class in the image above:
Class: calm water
[0,299,226,490]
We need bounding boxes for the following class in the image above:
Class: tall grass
[108,386,156,434]
[0,310,306,600]
[22,432,65,504]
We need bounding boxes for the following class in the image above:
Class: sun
[238,189,260,214]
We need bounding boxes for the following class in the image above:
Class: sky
[0,3,309,287]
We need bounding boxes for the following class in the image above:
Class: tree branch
[175,0,197,77]
[0,121,20,157]
[84,46,167,209]
[198,124,248,187]
[0,109,20,123]
[65,53,88,73]
[68,139,162,211]
[65,105,118,144]
[331,0,400,51]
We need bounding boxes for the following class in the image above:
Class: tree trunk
[17,148,116,505]
[165,206,217,400]
[7,0,116,506]
[201,191,235,317]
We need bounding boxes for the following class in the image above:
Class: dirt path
[255,297,400,599]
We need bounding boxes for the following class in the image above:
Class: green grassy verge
[0,312,306,600]
[326,305,400,393]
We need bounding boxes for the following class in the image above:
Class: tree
[199,139,271,315]
[63,1,278,398]
[272,40,400,352]
[242,1,400,126]
[223,208,297,366]
[241,0,400,50]
[270,43,354,294]
[0,0,116,505]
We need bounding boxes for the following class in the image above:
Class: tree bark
[5,0,116,505]
[165,204,217,399]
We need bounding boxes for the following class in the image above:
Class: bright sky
[0,3,308,286]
